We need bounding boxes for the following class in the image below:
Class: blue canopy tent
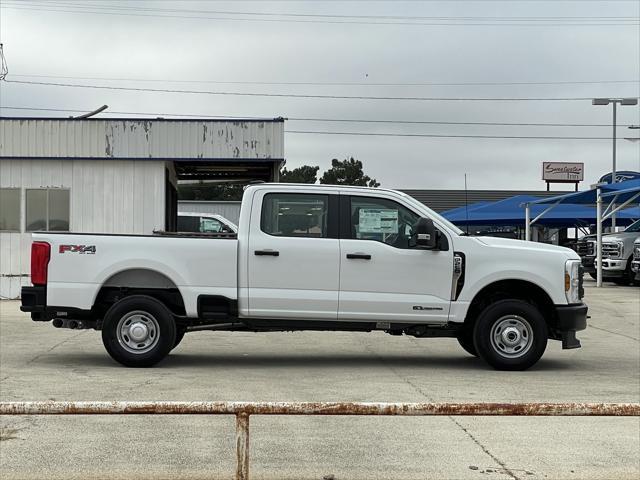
[441,195,639,227]
[523,179,640,286]
[438,201,491,219]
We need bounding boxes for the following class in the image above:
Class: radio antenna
[464,173,470,235]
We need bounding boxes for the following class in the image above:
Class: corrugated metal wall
[178,201,242,224]
[0,159,166,299]
[0,119,284,159]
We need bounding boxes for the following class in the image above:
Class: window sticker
[359,208,399,233]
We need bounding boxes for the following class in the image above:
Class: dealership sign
[542,162,584,182]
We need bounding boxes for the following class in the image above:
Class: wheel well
[93,269,186,317]
[464,280,556,328]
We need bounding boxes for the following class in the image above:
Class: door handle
[346,253,371,260]
[255,249,279,256]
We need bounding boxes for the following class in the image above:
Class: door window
[349,196,419,249]
[261,193,329,238]
[200,217,223,233]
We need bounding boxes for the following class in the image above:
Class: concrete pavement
[1,280,638,479]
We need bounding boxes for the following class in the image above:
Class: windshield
[625,219,640,232]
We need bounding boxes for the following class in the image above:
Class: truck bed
[32,231,238,317]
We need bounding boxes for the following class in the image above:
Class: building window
[261,193,328,238]
[26,189,70,232]
[0,188,21,232]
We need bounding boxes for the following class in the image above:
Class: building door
[247,191,340,319]
[338,195,453,323]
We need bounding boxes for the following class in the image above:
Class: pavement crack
[26,330,87,365]
[587,324,639,342]
[361,340,520,480]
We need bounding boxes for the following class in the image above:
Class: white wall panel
[0,159,166,298]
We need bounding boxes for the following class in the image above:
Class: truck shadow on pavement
[37,352,574,371]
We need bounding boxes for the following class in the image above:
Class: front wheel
[473,299,548,371]
[101,295,176,367]
[457,328,478,357]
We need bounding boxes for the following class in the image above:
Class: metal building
[0,117,285,298]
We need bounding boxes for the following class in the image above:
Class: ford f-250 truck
[21,184,587,371]
[576,219,640,285]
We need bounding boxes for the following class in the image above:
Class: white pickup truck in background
[21,184,587,370]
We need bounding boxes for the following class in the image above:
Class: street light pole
[592,97,639,230]
[612,101,616,229]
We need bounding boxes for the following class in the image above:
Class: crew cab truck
[576,219,640,285]
[21,184,587,371]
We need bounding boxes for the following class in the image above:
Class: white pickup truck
[21,184,587,370]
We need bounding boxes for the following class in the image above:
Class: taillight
[31,242,50,285]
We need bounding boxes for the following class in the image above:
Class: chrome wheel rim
[490,315,533,359]
[116,310,160,354]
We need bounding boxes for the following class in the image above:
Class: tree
[280,165,320,184]
[319,157,380,187]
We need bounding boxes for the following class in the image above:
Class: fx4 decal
[59,245,96,255]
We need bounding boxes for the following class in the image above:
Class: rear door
[247,190,340,319]
[338,194,453,323]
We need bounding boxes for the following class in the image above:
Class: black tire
[101,295,176,367]
[457,328,478,357]
[612,260,635,286]
[172,327,186,350]
[473,299,548,371]
[588,272,597,280]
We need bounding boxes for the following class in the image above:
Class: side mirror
[415,217,439,249]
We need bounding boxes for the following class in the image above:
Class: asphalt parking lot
[1,280,638,480]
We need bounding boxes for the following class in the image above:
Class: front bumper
[581,256,595,274]
[585,256,630,278]
[633,261,640,281]
[551,303,588,349]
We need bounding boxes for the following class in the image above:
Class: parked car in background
[177,212,238,234]
[631,237,640,283]
[576,219,640,285]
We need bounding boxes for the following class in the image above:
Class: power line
[9,73,640,87]
[286,130,619,139]
[2,106,635,128]
[9,0,640,21]
[7,80,630,101]
[2,3,638,26]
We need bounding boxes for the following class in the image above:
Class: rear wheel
[473,299,548,371]
[172,327,187,350]
[101,295,176,367]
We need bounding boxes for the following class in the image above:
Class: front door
[248,191,340,319]
[338,195,453,323]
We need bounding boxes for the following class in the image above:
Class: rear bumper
[552,303,588,350]
[20,286,49,321]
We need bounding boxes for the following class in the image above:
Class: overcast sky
[0,0,638,190]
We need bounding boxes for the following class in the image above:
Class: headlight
[565,260,582,304]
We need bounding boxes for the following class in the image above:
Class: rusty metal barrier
[1,401,638,480]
